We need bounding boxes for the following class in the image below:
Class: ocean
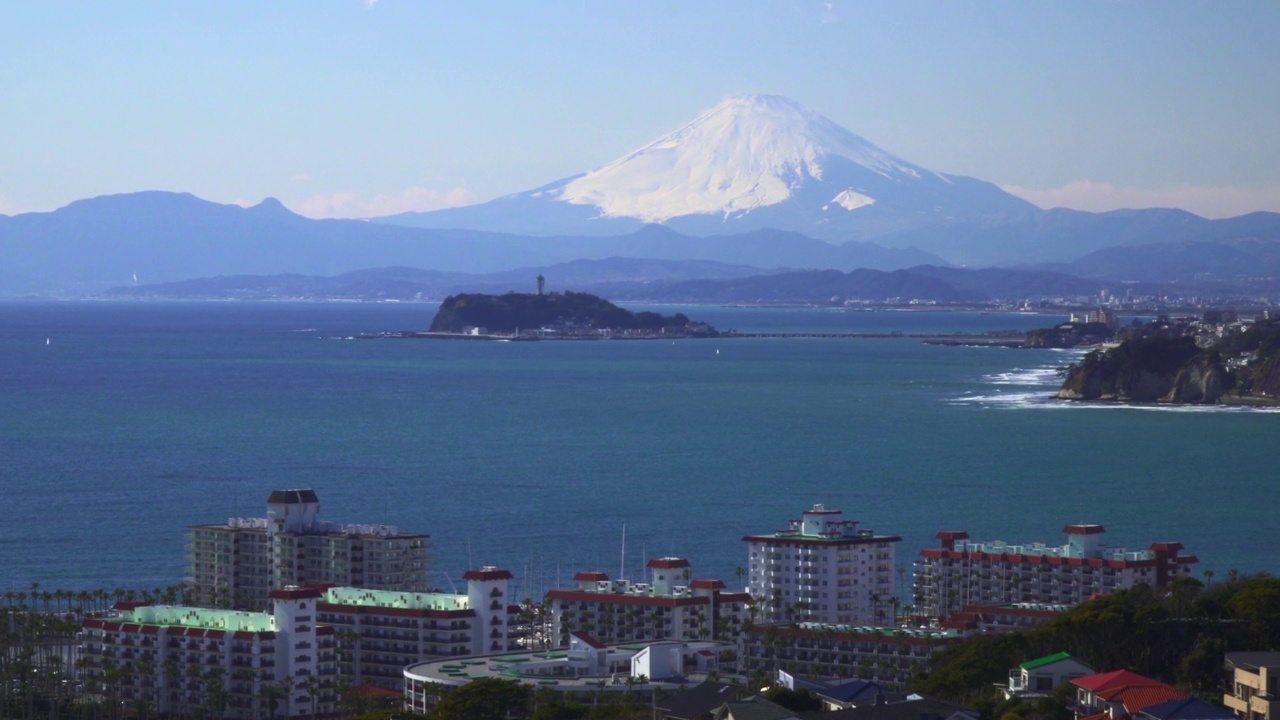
[1,300,1274,601]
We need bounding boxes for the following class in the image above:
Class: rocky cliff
[1056,321,1280,405]
[1056,336,1217,402]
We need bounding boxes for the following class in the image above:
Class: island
[419,290,718,339]
[1055,315,1280,404]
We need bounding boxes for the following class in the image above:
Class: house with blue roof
[1138,697,1234,720]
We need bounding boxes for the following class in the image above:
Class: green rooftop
[125,606,275,632]
[1020,651,1073,670]
[323,586,469,612]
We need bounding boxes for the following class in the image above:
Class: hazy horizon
[3,2,1279,220]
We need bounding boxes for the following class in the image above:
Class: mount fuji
[383,95,1280,266]
[384,95,1036,256]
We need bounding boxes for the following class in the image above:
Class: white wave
[949,391,1065,409]
[962,350,1280,413]
[983,366,1062,386]
[953,390,1280,414]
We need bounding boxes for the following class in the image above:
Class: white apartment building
[545,558,750,646]
[312,567,524,690]
[80,587,338,720]
[186,489,429,610]
[740,622,962,689]
[914,525,1199,619]
[744,504,902,625]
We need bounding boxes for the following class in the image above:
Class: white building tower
[463,566,514,654]
[743,504,902,626]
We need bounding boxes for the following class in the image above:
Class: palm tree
[303,674,321,720]
[203,667,227,720]
[261,681,287,720]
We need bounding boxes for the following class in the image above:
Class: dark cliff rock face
[1056,318,1280,405]
[1165,355,1233,403]
[1056,336,1209,402]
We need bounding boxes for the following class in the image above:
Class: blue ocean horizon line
[0,301,1268,599]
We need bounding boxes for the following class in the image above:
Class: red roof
[689,579,726,590]
[113,600,152,611]
[573,571,610,582]
[1099,685,1185,713]
[647,557,691,569]
[1063,524,1107,535]
[743,534,901,547]
[267,587,322,600]
[1072,669,1166,693]
[570,631,607,649]
[462,567,514,581]
[936,531,971,540]
[545,589,708,608]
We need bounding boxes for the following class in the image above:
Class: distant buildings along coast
[70,490,1206,717]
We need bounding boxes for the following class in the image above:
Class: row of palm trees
[1,584,188,615]
[1,583,183,720]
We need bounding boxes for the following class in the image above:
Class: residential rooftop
[320,586,469,612]
[789,622,962,640]
[117,605,276,632]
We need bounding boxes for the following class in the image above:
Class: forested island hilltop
[425,290,718,339]
[1056,314,1280,404]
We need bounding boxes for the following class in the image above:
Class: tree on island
[428,291,711,336]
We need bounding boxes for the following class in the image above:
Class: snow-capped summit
[555,94,940,222]
[384,94,1035,246]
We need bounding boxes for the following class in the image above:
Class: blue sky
[2,1,1278,219]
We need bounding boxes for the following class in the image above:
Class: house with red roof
[1071,670,1184,720]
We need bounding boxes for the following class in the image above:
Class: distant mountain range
[1040,234,1280,282]
[0,191,941,295]
[4,94,1280,297]
[107,262,1123,305]
[382,94,1280,267]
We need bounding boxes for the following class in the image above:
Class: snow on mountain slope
[555,94,941,222]
[380,93,1040,257]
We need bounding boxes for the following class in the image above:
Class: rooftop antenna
[442,572,458,594]
[620,523,626,581]
[467,538,473,571]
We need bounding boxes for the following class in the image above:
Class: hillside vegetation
[1057,318,1280,403]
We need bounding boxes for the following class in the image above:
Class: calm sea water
[1,301,1274,600]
